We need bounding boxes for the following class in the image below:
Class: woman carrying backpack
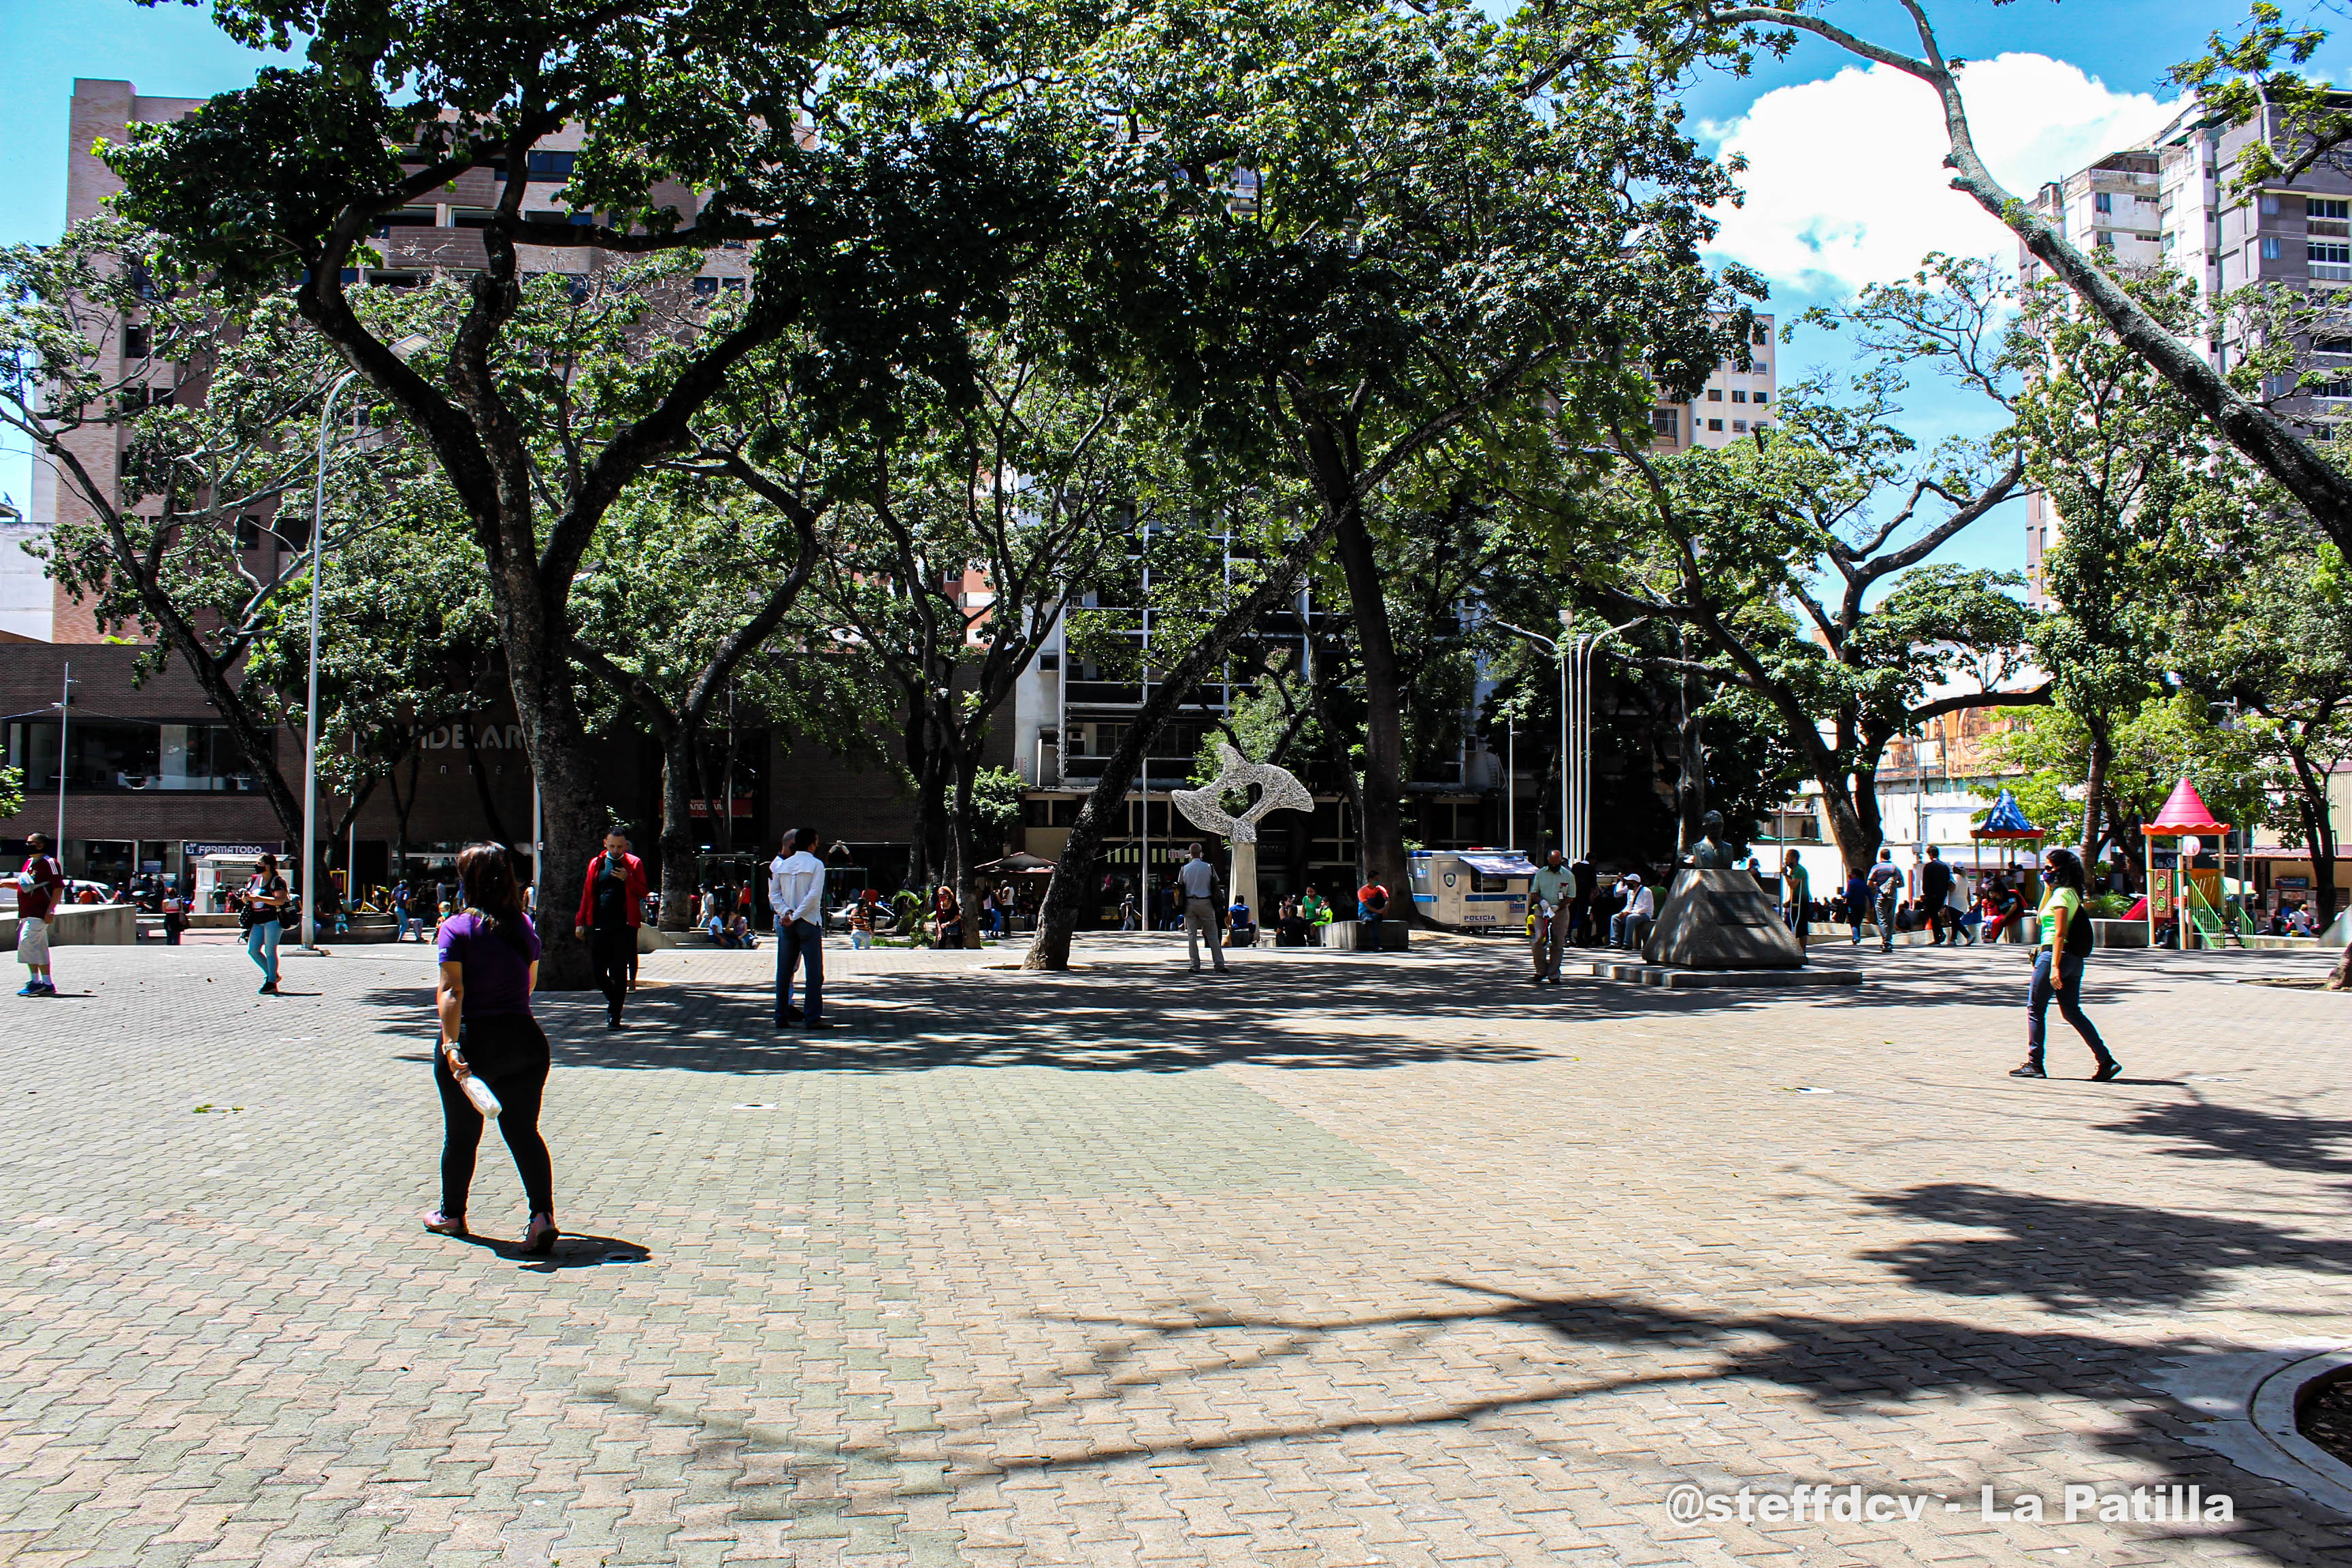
[242,853,290,994]
[424,843,559,1253]
[2010,846,2121,1082]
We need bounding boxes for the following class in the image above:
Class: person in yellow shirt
[2010,847,2121,1081]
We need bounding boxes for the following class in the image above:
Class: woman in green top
[2010,847,2121,1081]
[1301,888,1332,925]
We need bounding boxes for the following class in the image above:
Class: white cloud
[1704,53,2183,293]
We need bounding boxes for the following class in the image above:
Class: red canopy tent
[2142,778,2230,944]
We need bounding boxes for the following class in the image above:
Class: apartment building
[2021,99,2352,605]
[1647,314,1778,452]
[5,80,898,886]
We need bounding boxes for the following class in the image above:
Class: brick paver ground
[1,929,2348,1566]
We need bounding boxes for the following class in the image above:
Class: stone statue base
[1641,869,1808,969]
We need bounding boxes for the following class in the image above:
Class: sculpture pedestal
[1229,839,1258,930]
[1642,869,1808,969]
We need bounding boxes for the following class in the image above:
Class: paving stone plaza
[1,934,2349,1566]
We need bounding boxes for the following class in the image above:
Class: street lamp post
[1494,619,1568,855]
[1497,615,1644,865]
[299,369,362,951]
[299,337,425,950]
[53,663,74,851]
[1568,619,1645,864]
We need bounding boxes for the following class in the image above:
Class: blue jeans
[776,918,823,1023]
[247,918,281,985]
[2026,948,2110,1066]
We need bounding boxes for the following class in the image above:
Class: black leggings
[434,1015,554,1220]
[591,927,633,1021]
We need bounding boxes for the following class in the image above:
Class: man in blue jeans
[769,826,834,1030]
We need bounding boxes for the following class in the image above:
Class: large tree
[813,342,1145,945]
[1077,0,1748,910]
[108,0,1098,981]
[1575,261,2045,873]
[1,227,427,853]
[1704,0,2352,561]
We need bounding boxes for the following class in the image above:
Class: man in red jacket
[16,832,65,997]
[574,830,647,1028]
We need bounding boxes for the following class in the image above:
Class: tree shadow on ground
[1859,1181,2352,1311]
[2095,1096,2352,1186]
[354,940,2222,1077]
[958,1176,2352,1561]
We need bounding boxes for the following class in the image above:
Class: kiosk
[1407,849,1535,931]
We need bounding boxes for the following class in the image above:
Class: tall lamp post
[1496,614,1644,864]
[1494,617,1570,855]
[299,370,358,949]
[300,338,425,951]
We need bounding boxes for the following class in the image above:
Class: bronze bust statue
[1686,810,1732,870]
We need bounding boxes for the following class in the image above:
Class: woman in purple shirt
[423,843,559,1253]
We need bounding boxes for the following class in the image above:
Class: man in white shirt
[1609,873,1654,950]
[1177,843,1227,973]
[768,827,833,1029]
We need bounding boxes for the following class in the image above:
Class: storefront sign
[182,840,282,858]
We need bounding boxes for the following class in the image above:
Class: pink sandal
[422,1210,467,1236]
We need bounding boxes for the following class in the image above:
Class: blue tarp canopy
[1458,853,1537,877]
[1973,789,2043,840]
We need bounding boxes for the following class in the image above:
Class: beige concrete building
[1647,314,1777,452]
[2021,99,2352,606]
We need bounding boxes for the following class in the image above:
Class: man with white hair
[1609,872,1654,950]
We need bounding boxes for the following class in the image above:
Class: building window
[1752,390,1769,405]
[1707,418,1724,432]
[2262,236,2282,260]
[1731,389,1746,403]
[124,324,150,359]
[2317,199,2352,221]
[524,150,577,181]
[2094,192,2112,213]
[235,514,261,550]
[2261,194,2281,214]
[1706,388,1722,402]
[1731,419,1747,432]
[1650,406,1678,438]
[2310,242,2351,263]
[691,276,719,298]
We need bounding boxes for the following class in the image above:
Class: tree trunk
[389,749,419,886]
[659,730,698,932]
[1677,666,1707,853]
[1818,777,1878,877]
[1329,504,1412,908]
[1027,512,1345,969]
[948,753,985,949]
[498,595,604,989]
[2079,725,2112,866]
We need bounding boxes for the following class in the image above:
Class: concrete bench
[1,904,137,951]
[1322,919,1408,951]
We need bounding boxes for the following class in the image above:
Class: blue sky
[2,0,2342,572]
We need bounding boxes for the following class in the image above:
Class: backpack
[2063,893,2095,960]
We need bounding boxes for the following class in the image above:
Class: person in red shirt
[16,833,66,996]
[573,830,647,1028]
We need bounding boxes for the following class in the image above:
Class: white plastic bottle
[448,1050,502,1117]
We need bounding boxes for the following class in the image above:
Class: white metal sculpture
[1171,743,1313,928]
